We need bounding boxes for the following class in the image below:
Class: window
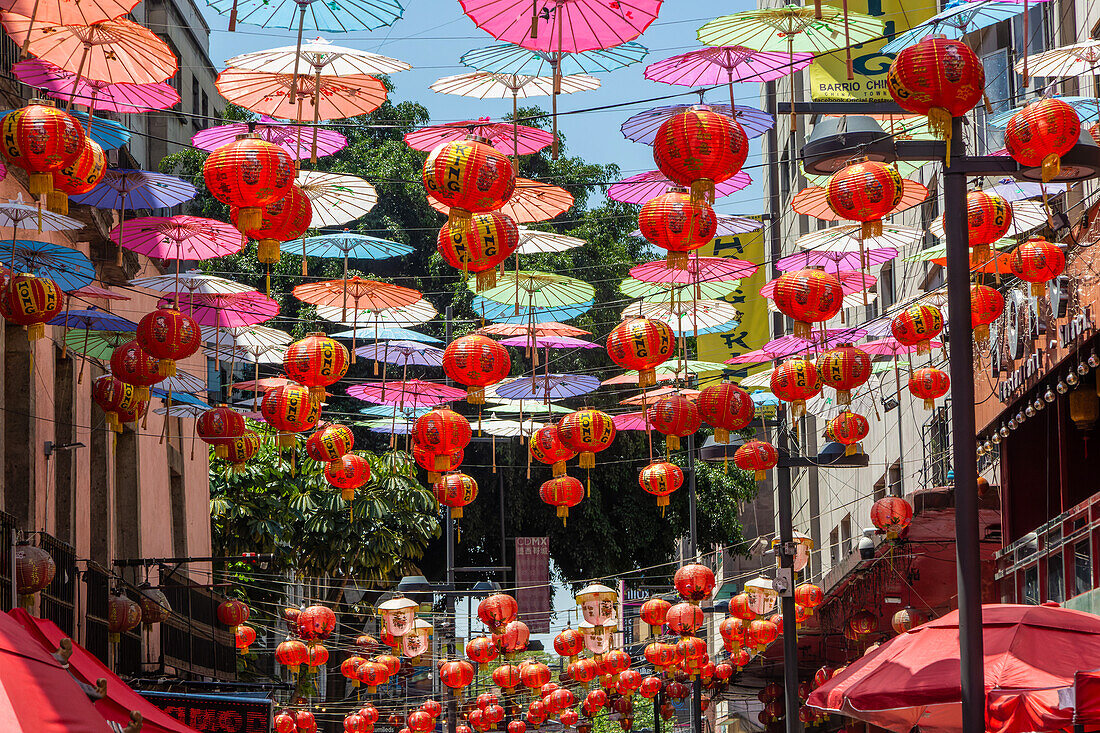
[201,91,209,122]
[1047,553,1065,603]
[170,468,187,557]
[841,514,852,557]
[977,49,1011,154]
[829,528,840,567]
[1075,540,1092,597]
[889,462,902,496]
[1023,564,1039,605]
[192,75,200,118]
[880,261,896,310]
[873,478,886,502]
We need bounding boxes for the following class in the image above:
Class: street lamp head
[472,580,502,595]
[396,574,434,595]
[1014,127,1100,183]
[801,116,897,176]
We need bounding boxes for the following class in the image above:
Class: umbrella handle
[228,0,238,31]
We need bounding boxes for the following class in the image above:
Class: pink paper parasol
[760,270,876,298]
[404,117,553,157]
[609,169,751,205]
[111,215,245,260]
[861,337,944,357]
[68,284,129,301]
[630,256,758,285]
[346,379,466,407]
[12,58,180,113]
[191,115,347,160]
[612,411,649,431]
[160,292,278,327]
[620,387,699,406]
[601,371,676,386]
[776,247,899,273]
[644,47,814,100]
[459,0,662,54]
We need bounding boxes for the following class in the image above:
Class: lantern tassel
[157,358,176,377]
[927,108,953,165]
[1042,153,1061,183]
[689,179,715,204]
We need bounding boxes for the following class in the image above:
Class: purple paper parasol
[630,256,759,285]
[498,335,598,349]
[354,340,445,367]
[159,292,278,328]
[12,59,181,113]
[622,102,774,143]
[609,169,752,205]
[861,338,944,357]
[404,117,554,157]
[70,169,196,210]
[644,46,815,87]
[495,373,600,401]
[191,115,348,160]
[776,247,899,273]
[347,380,466,407]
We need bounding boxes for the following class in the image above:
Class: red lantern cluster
[204,134,295,231]
[909,367,950,410]
[1,102,85,195]
[891,303,944,354]
[197,406,247,459]
[414,409,472,470]
[696,382,754,443]
[606,318,676,386]
[0,274,64,342]
[966,190,1013,262]
[285,333,350,403]
[638,461,684,510]
[825,161,904,238]
[324,454,371,501]
[647,395,701,450]
[423,137,516,225]
[558,409,616,469]
[1004,97,1082,182]
[871,496,914,539]
[442,334,512,403]
[1009,236,1065,297]
[637,189,719,268]
[971,283,1004,343]
[529,425,575,478]
[231,184,312,264]
[50,137,105,214]
[540,476,584,526]
[262,384,322,446]
[771,358,821,417]
[818,345,872,405]
[437,211,520,291]
[136,307,200,377]
[734,440,778,481]
[771,269,844,338]
[652,105,748,203]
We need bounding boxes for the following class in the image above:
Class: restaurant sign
[139,691,273,733]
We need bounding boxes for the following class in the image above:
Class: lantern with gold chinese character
[529,425,575,478]
[828,411,869,455]
[772,270,843,339]
[734,440,777,481]
[0,274,64,341]
[891,304,944,354]
[825,161,904,238]
[909,367,950,410]
[422,138,515,225]
[1004,97,1082,182]
[442,334,511,403]
[647,395,701,451]
[771,358,821,417]
[697,382,754,443]
[606,318,676,386]
[136,307,200,377]
[558,410,616,469]
[818,346,872,405]
[638,461,684,511]
[540,476,584,525]
[652,105,748,203]
[1009,236,1065,297]
[285,333,350,403]
[378,597,419,639]
[261,384,321,447]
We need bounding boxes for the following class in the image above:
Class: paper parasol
[404,118,554,157]
[792,179,929,221]
[295,170,377,228]
[112,215,245,260]
[608,169,751,205]
[192,116,347,160]
[516,226,586,255]
[459,0,661,53]
[461,41,647,76]
[621,102,774,143]
[0,240,95,291]
[429,178,573,223]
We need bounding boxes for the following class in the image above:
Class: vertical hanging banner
[515,536,551,633]
[808,0,935,101]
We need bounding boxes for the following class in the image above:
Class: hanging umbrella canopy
[883,0,1037,54]
[47,308,136,331]
[461,41,647,76]
[606,360,732,386]
[608,169,752,205]
[0,240,95,291]
[111,216,245,261]
[495,373,601,401]
[429,178,574,223]
[459,0,662,53]
[155,403,213,418]
[3,0,138,25]
[988,96,1100,127]
[162,291,279,327]
[761,271,875,299]
[630,256,759,285]
[404,118,554,157]
[204,342,287,364]
[477,321,591,338]
[430,71,601,99]
[1017,39,1100,78]
[70,169,196,210]
[516,225,586,255]
[12,58,180,112]
[354,340,445,367]
[611,411,648,431]
[0,194,82,233]
[621,299,741,335]
[62,329,131,359]
[331,325,441,343]
[293,277,421,312]
[981,179,1067,202]
[497,335,597,349]
[474,270,595,310]
[207,0,403,31]
[192,115,348,159]
[623,278,738,301]
[796,224,925,253]
[698,6,885,53]
[777,247,898,272]
[756,330,869,359]
[347,379,466,407]
[478,418,546,438]
[622,102,775,143]
[793,179,929,221]
[904,239,1013,263]
[929,199,1048,239]
[69,284,129,302]
[226,36,411,75]
[644,45,814,86]
[620,386,699,406]
[295,170,377,227]
[201,325,293,356]
[216,68,388,121]
[3,15,178,85]
[280,230,412,260]
[861,337,944,356]
[159,368,207,393]
[358,403,429,418]
[231,376,295,392]
[486,399,572,415]
[131,270,253,297]
[316,299,437,327]
[474,297,593,324]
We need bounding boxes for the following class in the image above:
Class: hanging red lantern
[261,384,322,446]
[110,340,164,402]
[508,722,526,733]
[604,649,631,675]
[828,411,869,455]
[871,496,914,539]
[376,653,401,677]
[825,161,904,238]
[714,662,734,682]
[1005,97,1082,182]
[422,700,443,720]
[230,184,312,264]
[296,711,317,733]
[557,409,616,469]
[50,137,105,214]
[558,709,579,727]
[676,636,708,675]
[847,610,878,638]
[441,660,476,691]
[618,669,643,697]
[136,307,200,377]
[606,318,676,386]
[966,190,1013,261]
[747,618,779,652]
[408,712,434,733]
[0,273,64,341]
[638,461,684,511]
[204,134,295,231]
[478,594,518,632]
[887,37,984,161]
[359,707,379,727]
[434,473,478,531]
[467,636,499,664]
[423,137,516,225]
[640,597,671,634]
[647,395,701,450]
[794,583,824,615]
[344,715,365,733]
[138,585,170,628]
[414,409,472,469]
[734,440,778,481]
[637,190,719,268]
[493,663,522,692]
[225,431,259,469]
[644,641,681,671]
[548,689,576,713]
[275,713,296,733]
[414,444,463,483]
[498,619,530,655]
[521,661,552,690]
[92,375,139,433]
[639,676,662,699]
[530,425,576,478]
[437,211,520,291]
[553,628,584,659]
[891,304,944,354]
[217,599,250,631]
[569,657,599,686]
[583,687,607,711]
[539,476,584,525]
[276,638,309,674]
[719,616,746,652]
[909,367,950,410]
[443,334,512,403]
[818,346,872,405]
[652,105,748,203]
[771,358,821,417]
[358,661,390,691]
[1,101,85,195]
[675,563,715,604]
[197,406,247,459]
[697,382,754,443]
[305,424,353,462]
[971,283,1004,344]
[15,543,55,609]
[772,269,844,338]
[108,593,142,643]
[325,454,372,501]
[234,625,257,655]
[1009,236,1065,297]
[484,703,506,726]
[666,602,704,636]
[284,333,350,404]
[298,604,337,642]
[892,607,927,634]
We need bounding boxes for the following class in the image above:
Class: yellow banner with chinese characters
[808,0,935,101]
[697,224,770,385]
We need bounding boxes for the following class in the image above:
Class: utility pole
[444,305,457,733]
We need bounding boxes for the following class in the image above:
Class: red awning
[0,607,111,733]
[9,609,201,733]
[1075,669,1100,727]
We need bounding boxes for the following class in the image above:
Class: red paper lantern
[529,425,576,477]
[110,340,164,402]
[675,564,716,603]
[1009,236,1065,297]
[647,395,701,450]
[275,713,296,733]
[493,663,522,691]
[0,273,64,341]
[467,636,498,664]
[714,662,734,682]
[825,161,904,238]
[50,137,105,214]
[521,661,552,690]
[558,410,616,469]
[666,602,704,636]
[197,406,247,459]
[548,689,576,713]
[818,346,872,405]
[225,431,259,468]
[747,618,779,652]
[408,712,434,733]
[434,472,478,519]
[909,367,950,410]
[306,424,353,462]
[558,709,579,727]
[569,657,598,685]
[539,476,584,525]
[136,307,200,377]
[795,583,824,614]
[719,616,746,650]
[676,636,708,674]
[553,628,584,658]
[652,105,748,203]
[217,599,250,630]
[871,496,914,539]
[606,318,676,386]
[604,649,632,675]
[891,304,944,354]
[443,334,512,403]
[828,411,869,455]
[971,283,1004,343]
[1005,97,1082,182]
[618,669,643,696]
[734,440,778,481]
[696,382,754,443]
[887,37,984,160]
[638,461,684,510]
[637,190,719,268]
[325,454,371,500]
[437,211,520,291]
[508,722,526,733]
[966,190,1013,261]
[441,660,476,690]
[813,666,834,689]
[1,102,84,195]
[770,358,821,417]
[772,269,843,338]
[298,604,337,642]
[484,704,505,725]
[644,641,681,671]
[422,138,516,225]
[359,707,379,726]
[204,134,295,231]
[358,661,390,691]
[296,711,317,732]
[414,444,463,483]
[15,544,55,608]
[114,396,146,432]
[306,643,329,667]
[276,638,309,673]
[341,655,367,684]
[376,654,401,677]
[344,715,365,733]
[583,688,607,710]
[285,333,350,403]
[108,593,142,643]
[640,597,671,632]
[92,375,139,433]
[478,594,518,632]
[231,184,312,264]
[138,586,170,628]
[639,676,662,699]
[261,384,322,446]
[415,409,472,469]
[847,610,878,638]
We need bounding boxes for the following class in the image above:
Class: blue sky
[201,1,764,217]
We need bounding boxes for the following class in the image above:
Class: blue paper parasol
[882,0,1038,53]
[473,296,594,324]
[494,373,601,401]
[987,96,1100,128]
[622,102,774,142]
[332,325,442,343]
[70,169,197,210]
[0,240,95,291]
[47,308,137,331]
[206,0,403,32]
[460,41,648,76]
[282,231,413,260]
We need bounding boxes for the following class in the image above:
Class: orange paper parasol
[215,67,387,121]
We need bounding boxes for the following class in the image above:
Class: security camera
[857,536,875,561]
